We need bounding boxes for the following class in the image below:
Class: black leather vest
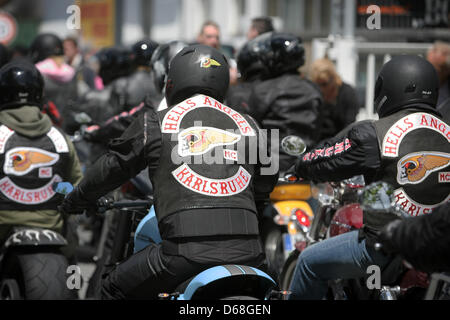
[152,95,260,237]
[373,109,450,217]
[0,125,70,210]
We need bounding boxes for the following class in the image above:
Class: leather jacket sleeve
[85,102,147,145]
[386,202,450,273]
[77,108,162,202]
[294,120,381,183]
[246,115,279,203]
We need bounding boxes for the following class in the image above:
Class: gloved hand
[82,125,100,142]
[376,219,403,255]
[58,186,97,215]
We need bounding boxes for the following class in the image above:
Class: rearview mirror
[281,135,306,157]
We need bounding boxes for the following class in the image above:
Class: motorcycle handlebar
[97,197,153,213]
[278,174,302,183]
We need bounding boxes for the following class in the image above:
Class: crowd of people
[0,15,449,300]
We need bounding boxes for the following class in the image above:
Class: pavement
[78,262,96,299]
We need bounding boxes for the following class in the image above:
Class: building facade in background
[0,0,448,118]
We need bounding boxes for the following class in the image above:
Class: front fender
[178,265,277,300]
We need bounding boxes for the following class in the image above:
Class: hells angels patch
[172,164,251,197]
[161,94,255,136]
[0,174,62,205]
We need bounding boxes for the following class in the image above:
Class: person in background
[197,20,221,50]
[63,36,82,68]
[109,39,161,111]
[150,41,188,102]
[74,47,134,135]
[30,33,78,133]
[225,39,265,114]
[427,41,450,107]
[310,58,360,141]
[247,16,275,40]
[247,32,323,173]
[197,20,238,86]
[63,36,97,91]
[427,41,450,122]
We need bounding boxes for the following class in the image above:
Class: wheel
[16,251,77,300]
[263,227,286,278]
[279,250,300,290]
[0,279,22,300]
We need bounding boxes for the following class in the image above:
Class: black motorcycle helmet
[249,32,305,80]
[95,47,133,85]
[165,44,229,107]
[0,60,44,111]
[29,33,64,63]
[131,39,159,67]
[375,55,439,118]
[237,40,264,81]
[150,40,188,94]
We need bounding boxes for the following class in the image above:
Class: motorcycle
[0,226,76,300]
[278,176,364,291]
[53,182,280,300]
[279,178,431,300]
[261,136,315,280]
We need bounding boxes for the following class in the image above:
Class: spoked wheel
[0,279,22,300]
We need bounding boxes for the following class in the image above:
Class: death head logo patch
[4,147,59,176]
[178,126,240,157]
[397,151,450,185]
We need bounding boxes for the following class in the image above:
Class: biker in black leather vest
[293,55,450,243]
[60,45,278,299]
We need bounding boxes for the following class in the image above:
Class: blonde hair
[199,20,220,36]
[309,58,342,87]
